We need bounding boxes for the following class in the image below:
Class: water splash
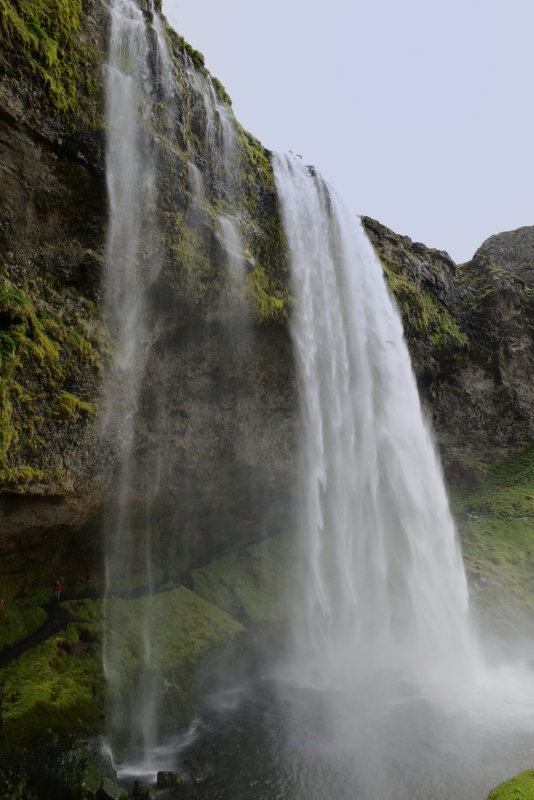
[272,153,481,692]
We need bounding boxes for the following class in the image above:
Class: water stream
[102,0,250,756]
[272,152,480,693]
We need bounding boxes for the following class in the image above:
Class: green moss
[210,75,231,106]
[175,34,205,69]
[53,391,97,420]
[384,267,467,348]
[487,771,534,799]
[0,281,101,486]
[104,587,245,697]
[247,264,289,323]
[0,0,100,115]
[0,612,105,749]
[191,533,294,622]
[0,598,47,649]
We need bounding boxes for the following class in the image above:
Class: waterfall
[273,153,480,691]
[102,0,171,755]
[102,0,251,757]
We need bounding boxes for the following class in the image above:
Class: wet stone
[132,782,155,800]
[100,777,129,800]
[156,772,181,789]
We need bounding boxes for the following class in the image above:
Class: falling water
[102,0,252,758]
[218,216,247,295]
[103,0,171,754]
[272,153,481,691]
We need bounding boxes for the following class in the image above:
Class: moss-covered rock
[105,587,245,696]
[191,532,294,622]
[362,216,534,463]
[0,280,102,488]
[0,610,105,749]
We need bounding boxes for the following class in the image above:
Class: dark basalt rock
[156,771,181,789]
[100,777,129,800]
[474,225,534,288]
[0,739,119,800]
[132,782,154,800]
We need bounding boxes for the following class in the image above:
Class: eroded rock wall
[362,217,534,466]
[1,0,534,598]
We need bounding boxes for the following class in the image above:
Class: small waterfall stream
[272,153,480,690]
[102,0,250,757]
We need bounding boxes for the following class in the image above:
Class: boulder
[99,777,129,800]
[444,460,486,488]
[132,781,155,800]
[31,744,102,800]
[156,771,181,789]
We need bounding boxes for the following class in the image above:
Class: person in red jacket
[54,579,62,601]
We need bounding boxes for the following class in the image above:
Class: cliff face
[362,217,534,468]
[0,0,295,599]
[1,0,534,599]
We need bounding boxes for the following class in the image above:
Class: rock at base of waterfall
[101,777,129,800]
[156,771,182,788]
[445,460,487,488]
[132,781,155,800]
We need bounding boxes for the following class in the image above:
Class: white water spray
[273,153,481,691]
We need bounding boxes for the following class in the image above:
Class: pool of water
[116,653,534,800]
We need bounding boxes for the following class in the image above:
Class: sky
[163,0,534,264]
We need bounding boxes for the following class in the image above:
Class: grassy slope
[0,600,104,749]
[0,587,52,649]
[450,446,534,636]
[104,587,245,697]
[0,588,245,749]
[487,771,534,799]
[191,532,294,622]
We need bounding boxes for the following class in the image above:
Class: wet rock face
[362,216,534,466]
[0,0,534,596]
[0,738,122,800]
[0,0,290,592]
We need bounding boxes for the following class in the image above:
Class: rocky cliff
[1,0,534,603]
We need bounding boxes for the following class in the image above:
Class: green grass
[0,588,244,750]
[487,770,534,799]
[450,446,534,635]
[0,597,48,650]
[0,601,105,749]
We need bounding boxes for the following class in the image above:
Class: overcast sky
[163,0,534,264]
